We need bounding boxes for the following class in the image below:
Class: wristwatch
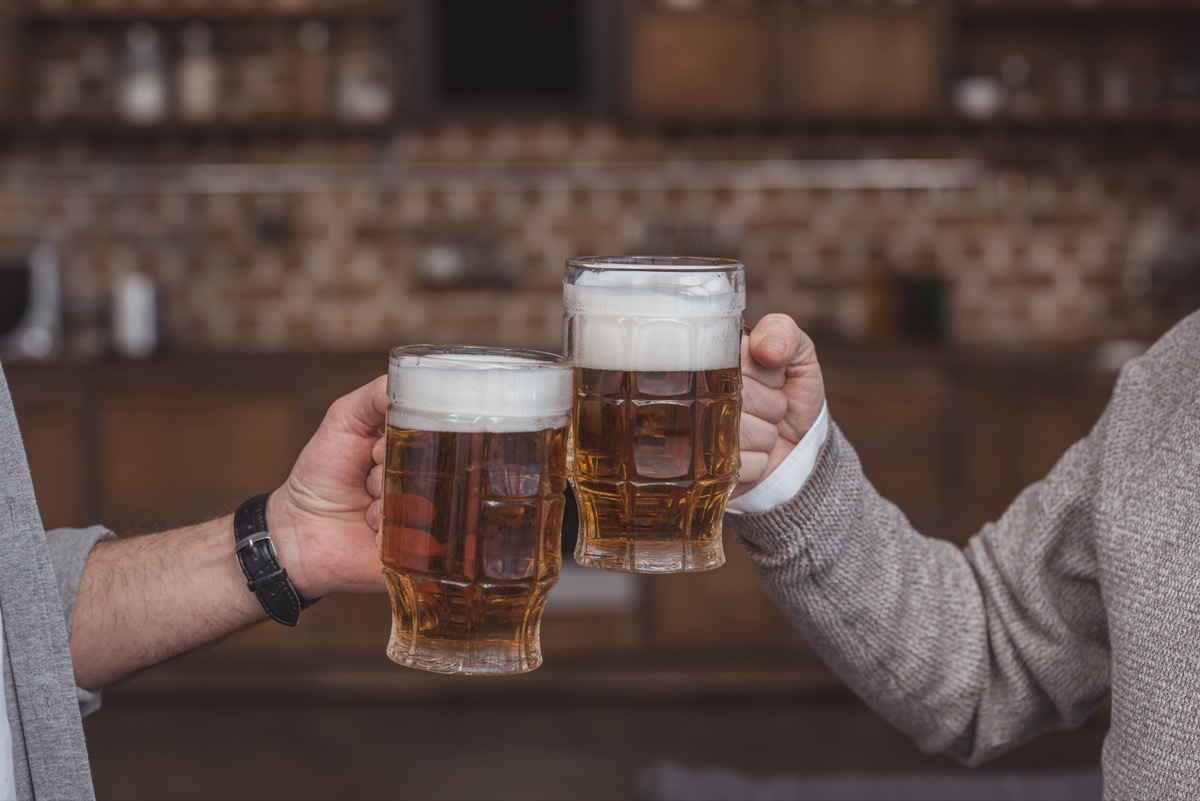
[233,493,317,626]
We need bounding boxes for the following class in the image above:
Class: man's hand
[269,375,389,598]
[734,314,826,498]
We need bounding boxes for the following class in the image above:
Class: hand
[268,375,389,597]
[734,314,826,498]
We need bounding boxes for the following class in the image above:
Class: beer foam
[564,268,745,372]
[388,353,571,433]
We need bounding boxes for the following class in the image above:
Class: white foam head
[564,263,745,372]
[388,349,571,433]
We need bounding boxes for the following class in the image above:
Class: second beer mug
[564,256,745,574]
[380,345,571,674]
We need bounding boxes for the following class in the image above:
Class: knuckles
[741,378,789,425]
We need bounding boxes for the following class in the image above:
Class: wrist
[265,488,309,595]
[234,492,317,626]
[728,401,830,515]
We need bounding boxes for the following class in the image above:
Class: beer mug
[564,256,745,573]
[380,345,572,674]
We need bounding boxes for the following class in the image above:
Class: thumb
[748,313,806,370]
[325,375,389,439]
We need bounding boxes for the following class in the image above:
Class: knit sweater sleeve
[728,413,1110,765]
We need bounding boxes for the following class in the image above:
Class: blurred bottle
[119,22,167,124]
[952,61,1004,121]
[895,268,946,343]
[297,20,332,119]
[78,38,115,119]
[1099,62,1133,116]
[335,32,393,123]
[863,242,897,342]
[1055,55,1089,117]
[111,272,159,359]
[1000,52,1038,120]
[177,22,220,123]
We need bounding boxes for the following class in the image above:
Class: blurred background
[3,0,1199,798]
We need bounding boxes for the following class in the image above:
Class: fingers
[368,463,384,499]
[738,407,782,488]
[747,314,806,371]
[366,498,381,533]
[737,450,770,486]
[740,412,780,454]
[742,375,788,425]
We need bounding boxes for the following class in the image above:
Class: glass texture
[563,256,745,573]
[380,345,571,674]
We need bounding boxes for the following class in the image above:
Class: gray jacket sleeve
[43,525,116,716]
[727,413,1111,765]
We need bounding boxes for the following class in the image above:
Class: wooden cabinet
[643,543,807,651]
[947,352,1115,541]
[623,0,948,124]
[95,388,299,530]
[778,1,949,120]
[7,368,92,530]
[8,354,383,533]
[621,0,1200,131]
[0,3,16,121]
[825,351,950,540]
[624,1,775,122]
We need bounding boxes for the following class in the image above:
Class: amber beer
[380,346,571,675]
[564,257,745,573]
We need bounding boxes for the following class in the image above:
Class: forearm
[730,422,1109,764]
[65,376,390,691]
[68,513,264,690]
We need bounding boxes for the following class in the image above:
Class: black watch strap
[234,493,317,627]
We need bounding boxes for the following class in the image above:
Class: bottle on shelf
[176,22,220,123]
[118,22,167,124]
[999,52,1038,119]
[1054,54,1090,117]
[296,20,332,119]
[335,27,392,123]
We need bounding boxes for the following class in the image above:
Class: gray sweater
[729,310,1200,799]
[1,363,109,801]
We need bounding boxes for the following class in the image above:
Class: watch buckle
[236,531,273,554]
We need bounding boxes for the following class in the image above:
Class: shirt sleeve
[43,525,116,717]
[727,402,829,515]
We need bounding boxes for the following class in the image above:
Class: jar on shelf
[176,22,220,123]
[119,22,168,124]
[335,50,393,123]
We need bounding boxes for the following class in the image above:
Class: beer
[564,257,745,574]
[380,346,571,675]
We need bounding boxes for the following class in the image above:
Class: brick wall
[2,121,1197,356]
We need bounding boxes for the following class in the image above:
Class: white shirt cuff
[727,401,830,515]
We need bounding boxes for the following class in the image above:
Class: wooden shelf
[948,109,1200,131]
[19,1,400,24]
[10,117,396,138]
[959,0,1200,21]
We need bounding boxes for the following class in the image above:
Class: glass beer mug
[379,345,572,674]
[564,256,745,574]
